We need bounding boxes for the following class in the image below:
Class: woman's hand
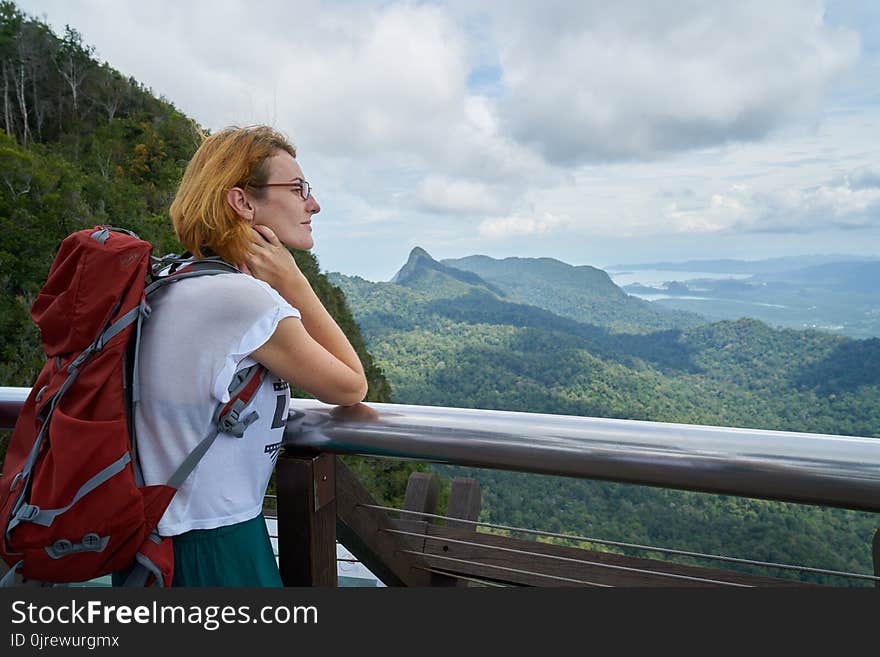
[330,403,380,421]
[241,224,306,293]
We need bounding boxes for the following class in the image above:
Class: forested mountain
[0,2,414,505]
[442,253,704,332]
[330,250,880,583]
[392,246,507,298]
[332,256,880,436]
[607,255,880,274]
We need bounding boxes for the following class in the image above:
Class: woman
[132,125,367,586]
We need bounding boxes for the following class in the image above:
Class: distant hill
[752,260,880,294]
[622,260,880,339]
[391,247,507,298]
[606,255,879,274]
[331,250,880,438]
[441,254,704,333]
[330,249,880,583]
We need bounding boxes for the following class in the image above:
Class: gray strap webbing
[122,562,149,587]
[11,453,131,531]
[6,298,130,535]
[162,364,264,489]
[224,364,262,399]
[0,560,23,587]
[90,228,109,244]
[10,417,51,499]
[93,304,141,353]
[6,360,80,538]
[165,427,221,490]
[144,270,231,297]
[130,300,151,405]
[6,392,65,539]
[8,299,146,537]
[130,299,151,488]
[122,551,165,588]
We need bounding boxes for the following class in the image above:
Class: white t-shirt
[134,271,300,536]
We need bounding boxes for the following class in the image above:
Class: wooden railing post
[430,477,482,586]
[334,458,434,586]
[397,472,439,552]
[446,477,481,530]
[873,528,880,588]
[276,451,337,587]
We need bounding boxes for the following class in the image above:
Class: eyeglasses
[250,179,311,201]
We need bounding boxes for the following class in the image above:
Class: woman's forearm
[278,273,366,380]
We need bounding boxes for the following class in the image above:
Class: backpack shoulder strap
[144,256,241,296]
[164,364,267,490]
[133,257,244,405]
[133,257,269,490]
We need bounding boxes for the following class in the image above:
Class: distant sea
[607,269,752,289]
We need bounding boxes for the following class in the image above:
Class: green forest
[330,250,880,584]
[1,1,878,586]
[332,253,880,438]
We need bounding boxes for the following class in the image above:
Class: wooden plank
[276,451,337,587]
[445,477,480,530]
[415,525,816,587]
[873,528,880,588]
[433,477,481,586]
[402,472,440,521]
[395,472,439,552]
[334,457,433,587]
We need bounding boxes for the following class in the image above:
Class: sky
[17,0,880,281]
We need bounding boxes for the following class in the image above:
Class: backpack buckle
[20,504,40,521]
[34,385,49,403]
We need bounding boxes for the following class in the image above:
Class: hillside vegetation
[0,2,415,506]
[330,249,880,583]
[443,253,704,332]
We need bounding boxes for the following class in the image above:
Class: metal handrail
[3,387,880,513]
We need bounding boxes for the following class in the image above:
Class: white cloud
[661,166,880,235]
[843,165,880,191]
[13,0,880,276]
[23,1,863,180]
[747,174,880,232]
[416,176,506,215]
[479,212,569,239]
[487,0,860,163]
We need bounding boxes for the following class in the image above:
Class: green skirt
[170,514,282,587]
[112,514,282,587]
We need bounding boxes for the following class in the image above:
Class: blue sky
[18,1,880,281]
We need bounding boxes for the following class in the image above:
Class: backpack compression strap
[120,363,267,587]
[5,296,150,541]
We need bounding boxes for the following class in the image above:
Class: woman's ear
[226,187,255,224]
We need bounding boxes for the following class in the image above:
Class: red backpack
[0,226,265,587]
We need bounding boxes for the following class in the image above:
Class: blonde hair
[169,125,297,265]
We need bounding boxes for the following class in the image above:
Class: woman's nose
[306,194,320,214]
